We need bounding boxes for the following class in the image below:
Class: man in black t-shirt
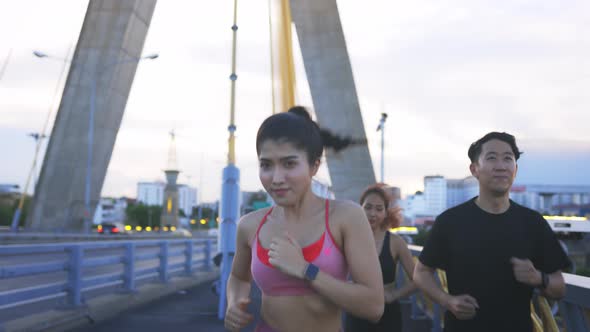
[413,132,571,332]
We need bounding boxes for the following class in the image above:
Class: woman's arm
[268,203,384,322]
[385,234,417,302]
[225,214,256,331]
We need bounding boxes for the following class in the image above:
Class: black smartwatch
[539,271,549,290]
[303,263,320,282]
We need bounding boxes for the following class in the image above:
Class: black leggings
[344,301,402,332]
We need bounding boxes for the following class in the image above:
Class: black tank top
[379,231,397,284]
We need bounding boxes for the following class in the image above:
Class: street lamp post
[27,132,47,190]
[377,112,388,183]
[32,50,158,233]
[218,0,241,320]
[10,49,70,233]
[148,208,152,228]
[0,48,13,81]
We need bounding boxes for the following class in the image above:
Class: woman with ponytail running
[224,106,384,332]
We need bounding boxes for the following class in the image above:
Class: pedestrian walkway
[74,281,431,332]
[74,280,259,332]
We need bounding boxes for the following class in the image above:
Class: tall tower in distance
[161,131,180,228]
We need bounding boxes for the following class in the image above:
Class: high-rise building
[404,175,590,223]
[402,192,426,219]
[178,185,198,217]
[510,184,590,215]
[137,182,165,206]
[136,182,197,218]
[446,176,479,209]
[424,176,446,216]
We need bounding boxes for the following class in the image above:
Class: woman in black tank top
[345,184,418,332]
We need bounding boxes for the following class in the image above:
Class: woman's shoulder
[238,207,272,238]
[328,199,366,225]
[388,232,408,252]
[329,199,362,212]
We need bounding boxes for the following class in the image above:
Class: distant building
[510,184,590,215]
[137,182,165,206]
[200,201,219,210]
[425,176,446,216]
[241,190,272,215]
[551,204,590,218]
[402,192,428,225]
[382,185,401,203]
[404,176,590,224]
[403,175,475,223]
[93,197,127,225]
[178,185,197,217]
[446,176,479,209]
[0,184,19,194]
[239,179,333,215]
[311,178,335,199]
[137,182,197,217]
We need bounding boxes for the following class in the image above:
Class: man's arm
[413,261,450,306]
[414,261,479,320]
[542,270,566,299]
[510,257,566,299]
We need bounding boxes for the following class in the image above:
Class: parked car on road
[97,222,128,235]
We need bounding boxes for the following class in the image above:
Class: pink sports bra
[251,200,348,296]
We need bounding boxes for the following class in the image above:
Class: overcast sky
[1,0,589,202]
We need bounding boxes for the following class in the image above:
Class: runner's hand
[384,283,399,303]
[268,232,307,279]
[510,257,542,287]
[445,294,479,320]
[224,298,253,331]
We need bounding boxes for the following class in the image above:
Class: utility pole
[377,112,388,183]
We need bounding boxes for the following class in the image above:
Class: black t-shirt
[419,198,571,332]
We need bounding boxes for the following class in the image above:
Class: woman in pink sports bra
[224,106,385,332]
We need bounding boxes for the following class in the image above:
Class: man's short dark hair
[468,132,523,163]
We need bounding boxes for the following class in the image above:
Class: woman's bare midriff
[260,293,341,332]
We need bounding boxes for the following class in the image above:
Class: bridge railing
[400,245,590,332]
[0,238,216,311]
[0,230,213,244]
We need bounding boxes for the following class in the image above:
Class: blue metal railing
[399,245,590,332]
[0,238,216,311]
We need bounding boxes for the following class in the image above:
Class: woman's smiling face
[258,139,319,206]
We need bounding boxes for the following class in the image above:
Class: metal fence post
[559,301,589,332]
[185,240,194,275]
[66,245,83,306]
[205,239,212,271]
[159,241,169,283]
[411,293,427,320]
[431,302,443,332]
[123,243,136,292]
[431,271,445,332]
[396,262,411,304]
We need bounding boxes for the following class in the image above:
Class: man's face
[470,139,518,196]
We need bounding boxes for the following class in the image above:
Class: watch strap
[540,271,549,289]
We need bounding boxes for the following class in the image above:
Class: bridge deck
[74,281,432,332]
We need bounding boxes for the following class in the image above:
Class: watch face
[305,263,319,281]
